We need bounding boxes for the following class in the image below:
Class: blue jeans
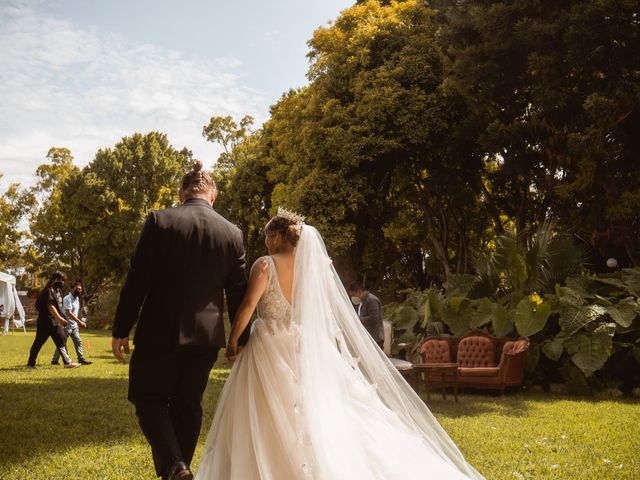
[52,323,85,362]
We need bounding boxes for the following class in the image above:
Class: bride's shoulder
[250,256,271,277]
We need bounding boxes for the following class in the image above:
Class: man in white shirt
[52,281,92,365]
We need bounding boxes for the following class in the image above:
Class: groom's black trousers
[128,345,219,478]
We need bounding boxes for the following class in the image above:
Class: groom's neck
[182,193,215,206]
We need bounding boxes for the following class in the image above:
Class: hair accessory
[277,207,306,225]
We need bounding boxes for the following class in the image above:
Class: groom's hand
[112,336,130,364]
[225,344,242,363]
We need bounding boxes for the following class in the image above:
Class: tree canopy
[1,0,637,307]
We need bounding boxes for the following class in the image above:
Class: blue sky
[0,0,353,190]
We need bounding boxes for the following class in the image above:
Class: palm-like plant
[470,219,585,299]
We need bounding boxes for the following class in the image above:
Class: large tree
[203,116,274,264]
[442,0,640,267]
[262,0,489,289]
[0,175,32,271]
[28,147,82,277]
[29,134,192,298]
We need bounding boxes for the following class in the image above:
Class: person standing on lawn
[111,160,249,480]
[347,280,385,349]
[52,281,92,365]
[27,271,80,369]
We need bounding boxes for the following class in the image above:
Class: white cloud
[0,0,265,191]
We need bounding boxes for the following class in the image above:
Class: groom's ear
[210,189,217,205]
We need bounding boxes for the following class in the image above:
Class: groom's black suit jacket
[112,198,249,350]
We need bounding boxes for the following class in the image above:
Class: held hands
[112,337,130,364]
[225,342,243,363]
[57,318,68,327]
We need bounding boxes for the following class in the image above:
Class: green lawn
[0,330,638,479]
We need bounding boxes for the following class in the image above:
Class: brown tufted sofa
[419,331,529,394]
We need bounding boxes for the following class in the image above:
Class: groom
[112,160,249,480]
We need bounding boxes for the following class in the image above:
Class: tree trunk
[480,180,504,234]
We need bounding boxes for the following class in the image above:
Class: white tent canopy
[1,271,26,335]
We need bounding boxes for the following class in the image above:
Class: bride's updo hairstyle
[265,216,302,248]
[180,160,216,196]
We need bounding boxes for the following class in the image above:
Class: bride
[195,209,484,480]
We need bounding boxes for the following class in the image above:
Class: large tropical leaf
[621,269,640,297]
[555,284,587,307]
[491,232,528,291]
[447,296,467,314]
[441,304,471,336]
[492,304,513,336]
[421,293,432,328]
[469,253,500,298]
[542,335,566,361]
[525,219,554,288]
[606,297,640,328]
[565,332,613,376]
[390,305,419,330]
[446,273,477,296]
[514,298,551,337]
[559,363,591,395]
[537,235,585,292]
[470,297,494,328]
[559,304,606,334]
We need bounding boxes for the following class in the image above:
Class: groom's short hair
[181,159,216,196]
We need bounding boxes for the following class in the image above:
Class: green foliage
[0,175,33,270]
[387,223,640,393]
[203,116,273,264]
[28,147,81,276]
[514,298,552,338]
[27,135,191,306]
[208,0,639,297]
[443,0,640,264]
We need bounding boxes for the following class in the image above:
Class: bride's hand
[226,343,240,363]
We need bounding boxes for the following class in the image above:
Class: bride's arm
[227,257,270,350]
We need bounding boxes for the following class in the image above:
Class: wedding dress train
[196,227,483,480]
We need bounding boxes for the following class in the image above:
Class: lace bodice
[256,256,292,333]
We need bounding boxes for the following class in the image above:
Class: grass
[0,330,638,479]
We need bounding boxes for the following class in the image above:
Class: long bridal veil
[293,225,484,480]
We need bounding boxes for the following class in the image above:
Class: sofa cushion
[420,339,452,363]
[457,336,497,368]
[458,367,500,377]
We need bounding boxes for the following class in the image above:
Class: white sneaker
[64,362,81,369]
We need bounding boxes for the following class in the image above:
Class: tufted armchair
[419,331,529,394]
[420,338,453,363]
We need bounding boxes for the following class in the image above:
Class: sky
[0,0,353,191]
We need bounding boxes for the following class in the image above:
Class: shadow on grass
[423,388,640,420]
[0,376,137,469]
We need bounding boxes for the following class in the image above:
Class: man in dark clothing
[111,160,249,480]
[348,281,385,349]
[27,271,80,369]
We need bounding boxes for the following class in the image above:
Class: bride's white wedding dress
[196,226,483,480]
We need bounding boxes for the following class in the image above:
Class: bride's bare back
[269,253,294,304]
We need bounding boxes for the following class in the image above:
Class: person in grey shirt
[52,281,92,365]
[348,281,384,349]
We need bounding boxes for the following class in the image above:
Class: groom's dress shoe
[167,461,193,480]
